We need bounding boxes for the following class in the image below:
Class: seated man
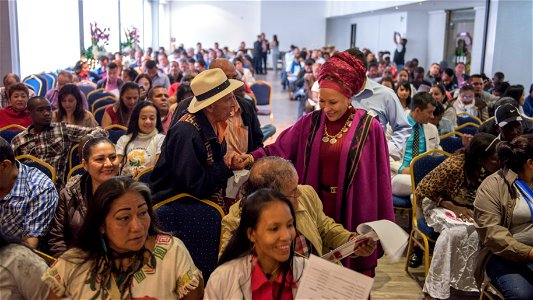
[147,85,173,133]
[478,100,533,141]
[11,97,107,189]
[149,69,243,210]
[0,137,58,249]
[45,70,88,110]
[145,60,170,89]
[220,156,376,259]
[96,62,124,97]
[0,73,35,108]
[391,92,440,196]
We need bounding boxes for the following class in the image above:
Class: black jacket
[171,95,263,152]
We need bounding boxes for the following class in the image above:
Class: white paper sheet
[356,219,409,262]
[295,255,374,300]
[322,219,408,263]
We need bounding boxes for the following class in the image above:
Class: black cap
[495,103,522,127]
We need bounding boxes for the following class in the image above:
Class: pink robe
[251,109,394,272]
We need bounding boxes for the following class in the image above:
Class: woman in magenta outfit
[246,51,394,276]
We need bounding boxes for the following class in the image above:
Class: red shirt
[251,256,296,300]
[0,106,32,128]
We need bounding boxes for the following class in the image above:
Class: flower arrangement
[121,26,140,52]
[83,22,110,60]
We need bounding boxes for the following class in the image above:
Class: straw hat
[188,69,243,113]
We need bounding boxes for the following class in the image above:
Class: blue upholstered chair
[455,122,479,136]
[16,154,56,184]
[153,194,224,282]
[69,144,80,173]
[23,75,44,97]
[93,106,108,126]
[439,132,464,154]
[456,112,482,126]
[250,80,273,123]
[0,124,25,143]
[104,125,127,144]
[405,149,450,277]
[87,88,117,109]
[40,73,56,91]
[134,166,154,185]
[67,164,86,182]
[92,96,117,113]
[78,83,96,97]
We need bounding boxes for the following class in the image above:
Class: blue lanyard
[514,179,533,222]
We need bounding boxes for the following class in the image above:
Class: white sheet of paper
[295,255,374,300]
[356,219,409,262]
[321,219,408,263]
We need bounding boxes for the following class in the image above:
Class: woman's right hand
[441,200,473,222]
[451,206,473,222]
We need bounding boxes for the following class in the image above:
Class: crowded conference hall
[0,0,532,299]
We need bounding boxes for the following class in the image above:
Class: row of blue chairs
[23,73,58,97]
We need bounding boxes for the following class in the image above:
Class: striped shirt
[11,122,107,189]
[0,161,58,241]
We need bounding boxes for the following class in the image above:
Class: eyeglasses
[463,95,474,100]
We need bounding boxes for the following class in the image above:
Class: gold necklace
[322,113,354,144]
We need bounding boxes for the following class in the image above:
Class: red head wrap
[318,51,367,98]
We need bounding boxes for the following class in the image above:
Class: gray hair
[243,156,297,198]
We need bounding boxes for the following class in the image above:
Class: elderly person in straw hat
[150,68,244,209]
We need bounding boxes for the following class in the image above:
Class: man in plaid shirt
[0,137,58,248]
[11,97,107,189]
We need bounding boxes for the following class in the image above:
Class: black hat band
[196,80,231,101]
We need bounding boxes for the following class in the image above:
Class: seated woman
[206,189,302,299]
[0,234,49,299]
[101,82,140,128]
[431,101,454,136]
[135,74,152,102]
[415,133,500,299]
[48,137,119,257]
[52,84,97,127]
[116,102,165,177]
[430,83,457,128]
[42,177,204,299]
[396,80,412,113]
[0,83,31,128]
[474,135,533,299]
[452,82,489,122]
[234,56,255,86]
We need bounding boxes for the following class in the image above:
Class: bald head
[244,157,298,197]
[208,58,236,79]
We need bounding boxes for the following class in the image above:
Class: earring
[101,235,108,254]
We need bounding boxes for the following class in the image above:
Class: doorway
[444,9,475,73]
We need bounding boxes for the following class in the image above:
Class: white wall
[17,0,80,76]
[326,17,351,51]
[427,10,446,67]
[83,0,120,54]
[326,12,407,55]
[260,1,326,51]
[487,0,532,87]
[470,6,486,74]
[405,11,429,68]
[325,0,422,18]
[169,1,260,51]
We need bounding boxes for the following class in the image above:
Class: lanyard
[514,179,533,222]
